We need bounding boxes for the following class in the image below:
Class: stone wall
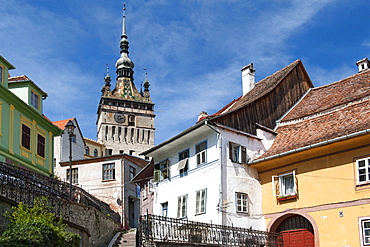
[0,197,120,247]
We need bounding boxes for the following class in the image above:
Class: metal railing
[138,214,283,247]
[0,161,120,223]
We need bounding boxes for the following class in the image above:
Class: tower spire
[122,3,127,37]
[115,2,134,79]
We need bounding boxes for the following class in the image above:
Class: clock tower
[97,6,155,157]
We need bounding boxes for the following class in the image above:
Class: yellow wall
[253,134,370,246]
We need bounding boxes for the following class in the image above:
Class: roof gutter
[250,128,370,164]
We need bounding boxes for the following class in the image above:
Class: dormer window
[31,91,39,109]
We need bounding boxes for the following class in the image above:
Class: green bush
[0,197,80,247]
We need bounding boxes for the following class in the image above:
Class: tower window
[85,146,90,156]
[128,115,135,126]
[94,149,98,157]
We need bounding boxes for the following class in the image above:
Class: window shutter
[229,142,233,161]
[293,170,298,195]
[165,159,170,179]
[177,197,181,218]
[241,146,247,164]
[153,170,161,182]
[272,175,280,196]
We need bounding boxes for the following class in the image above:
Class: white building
[141,120,275,230]
[59,154,149,228]
[53,118,85,180]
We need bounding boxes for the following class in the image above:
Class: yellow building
[249,59,370,246]
[83,137,105,159]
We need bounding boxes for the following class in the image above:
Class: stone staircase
[109,228,137,247]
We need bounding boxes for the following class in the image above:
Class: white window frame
[195,189,207,215]
[235,192,249,214]
[177,194,187,218]
[196,141,207,166]
[67,168,78,184]
[272,170,297,197]
[161,202,168,217]
[178,149,189,176]
[357,157,370,185]
[360,217,370,246]
[154,159,170,182]
[229,142,247,164]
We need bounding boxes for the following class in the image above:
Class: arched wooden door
[277,215,314,247]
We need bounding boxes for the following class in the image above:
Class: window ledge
[102,179,116,182]
[277,194,297,202]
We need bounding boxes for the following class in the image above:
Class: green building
[0,55,62,175]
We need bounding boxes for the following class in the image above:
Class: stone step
[115,228,137,247]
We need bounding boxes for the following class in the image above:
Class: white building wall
[219,128,264,230]
[57,156,143,227]
[151,123,266,230]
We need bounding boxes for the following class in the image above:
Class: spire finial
[122,3,127,37]
[106,64,110,77]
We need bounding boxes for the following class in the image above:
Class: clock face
[114,113,126,123]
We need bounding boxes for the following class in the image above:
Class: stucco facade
[0,56,61,175]
[250,63,370,246]
[60,154,148,228]
[141,121,274,230]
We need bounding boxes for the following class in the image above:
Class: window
[37,134,45,158]
[196,141,207,166]
[357,157,370,184]
[128,115,135,126]
[272,171,297,197]
[229,142,247,163]
[21,124,31,150]
[67,168,78,184]
[361,219,370,245]
[236,192,248,213]
[85,146,90,156]
[102,163,115,180]
[177,195,187,218]
[94,149,98,157]
[178,149,189,177]
[129,166,136,180]
[161,202,168,217]
[31,91,39,109]
[195,189,207,215]
[154,159,169,182]
[71,134,76,143]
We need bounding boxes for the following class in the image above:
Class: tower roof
[101,4,152,104]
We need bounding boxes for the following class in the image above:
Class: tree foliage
[0,197,80,247]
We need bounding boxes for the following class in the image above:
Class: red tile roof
[258,69,370,159]
[8,75,48,97]
[283,69,370,122]
[52,118,75,130]
[221,60,302,115]
[200,60,306,123]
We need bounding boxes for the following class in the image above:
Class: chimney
[241,63,255,95]
[356,58,370,72]
[197,111,208,122]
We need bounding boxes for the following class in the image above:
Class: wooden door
[281,229,314,247]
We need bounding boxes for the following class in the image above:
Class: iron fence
[0,161,120,223]
[138,214,283,247]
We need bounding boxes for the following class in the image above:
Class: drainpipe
[121,158,125,227]
[205,121,224,225]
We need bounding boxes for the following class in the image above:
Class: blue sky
[1,0,369,144]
